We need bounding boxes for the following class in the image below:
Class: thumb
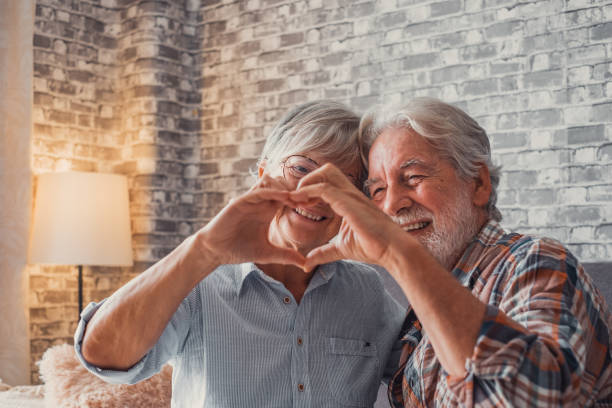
[261,248,306,269]
[304,243,343,273]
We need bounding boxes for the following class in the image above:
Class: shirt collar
[234,261,338,296]
[451,219,506,288]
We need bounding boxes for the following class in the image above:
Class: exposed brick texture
[31,0,611,383]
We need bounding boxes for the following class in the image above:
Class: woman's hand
[290,164,408,272]
[196,174,306,269]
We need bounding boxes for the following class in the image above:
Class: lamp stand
[78,264,83,316]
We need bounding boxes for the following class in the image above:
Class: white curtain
[0,0,34,386]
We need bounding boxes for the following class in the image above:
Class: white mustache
[390,206,432,225]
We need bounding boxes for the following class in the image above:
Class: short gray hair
[359,97,502,221]
[259,100,364,184]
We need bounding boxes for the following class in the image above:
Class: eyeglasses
[280,154,360,187]
[281,155,320,183]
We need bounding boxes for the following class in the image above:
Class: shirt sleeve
[74,289,195,385]
[445,238,612,406]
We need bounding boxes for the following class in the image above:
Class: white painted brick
[287,74,300,88]
[387,92,403,105]
[411,39,431,53]
[55,158,71,171]
[330,40,347,52]
[529,208,552,226]
[183,164,200,178]
[33,107,45,122]
[379,0,398,11]
[537,168,562,185]
[137,158,156,174]
[440,49,459,65]
[99,49,114,65]
[497,7,517,20]
[139,44,157,58]
[331,66,351,82]
[183,25,196,36]
[53,40,67,55]
[219,161,234,176]
[499,38,521,58]
[239,142,262,157]
[568,66,593,86]
[100,106,113,118]
[441,84,459,100]
[307,29,320,44]
[465,0,483,12]
[528,91,553,108]
[465,29,483,44]
[409,4,430,21]
[220,47,233,62]
[564,106,593,124]
[385,28,403,43]
[243,56,257,70]
[357,81,371,96]
[354,20,372,36]
[559,187,588,204]
[132,218,154,234]
[309,0,323,8]
[56,10,70,22]
[575,147,597,163]
[305,58,320,71]
[468,63,487,79]
[137,129,156,143]
[246,0,260,11]
[532,53,550,71]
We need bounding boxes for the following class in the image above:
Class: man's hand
[197,174,306,268]
[290,164,408,272]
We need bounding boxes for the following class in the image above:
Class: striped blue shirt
[74,261,405,407]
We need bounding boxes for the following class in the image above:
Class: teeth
[294,208,324,221]
[403,222,428,231]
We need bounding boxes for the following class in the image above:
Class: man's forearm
[383,236,486,377]
[81,232,219,370]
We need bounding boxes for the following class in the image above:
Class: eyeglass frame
[279,154,360,187]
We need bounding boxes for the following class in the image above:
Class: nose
[381,183,413,216]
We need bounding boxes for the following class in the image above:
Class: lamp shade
[29,172,133,266]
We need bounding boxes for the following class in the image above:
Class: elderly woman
[75,100,405,407]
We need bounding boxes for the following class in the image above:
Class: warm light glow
[29,172,133,266]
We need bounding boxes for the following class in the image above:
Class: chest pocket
[325,337,380,407]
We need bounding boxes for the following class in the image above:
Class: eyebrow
[400,158,427,169]
[365,158,435,189]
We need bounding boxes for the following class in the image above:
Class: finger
[298,163,358,191]
[304,243,343,273]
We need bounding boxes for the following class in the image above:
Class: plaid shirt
[389,220,612,407]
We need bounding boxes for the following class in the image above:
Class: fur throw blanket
[38,344,172,408]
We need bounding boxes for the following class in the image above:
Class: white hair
[359,97,502,221]
[259,100,364,184]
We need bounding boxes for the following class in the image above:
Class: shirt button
[297,337,303,345]
[298,383,305,392]
[283,296,291,304]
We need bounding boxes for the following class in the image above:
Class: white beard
[391,188,482,270]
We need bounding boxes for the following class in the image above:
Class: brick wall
[198,0,612,261]
[30,0,611,382]
[30,0,203,383]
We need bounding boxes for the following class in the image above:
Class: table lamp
[29,172,133,316]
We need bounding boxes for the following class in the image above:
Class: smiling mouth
[402,221,430,232]
[294,207,326,222]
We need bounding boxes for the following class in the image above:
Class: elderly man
[292,97,612,406]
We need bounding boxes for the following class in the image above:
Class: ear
[258,161,266,178]
[472,164,492,208]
